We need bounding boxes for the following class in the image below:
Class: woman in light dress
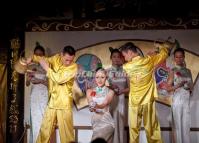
[26,43,48,143]
[86,68,115,143]
[106,48,129,143]
[165,48,193,143]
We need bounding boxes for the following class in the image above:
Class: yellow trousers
[129,102,163,143]
[36,106,74,143]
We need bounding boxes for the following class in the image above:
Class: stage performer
[27,45,77,143]
[165,48,193,143]
[86,68,115,143]
[26,43,48,143]
[106,48,129,143]
[120,42,173,143]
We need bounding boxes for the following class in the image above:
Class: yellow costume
[33,54,77,143]
[123,46,168,143]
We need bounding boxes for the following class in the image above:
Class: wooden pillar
[6,37,25,143]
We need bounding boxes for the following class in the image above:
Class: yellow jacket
[33,54,77,109]
[123,46,168,106]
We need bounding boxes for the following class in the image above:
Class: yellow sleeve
[32,55,46,63]
[46,63,77,84]
[150,44,169,66]
[123,63,131,75]
[32,54,56,64]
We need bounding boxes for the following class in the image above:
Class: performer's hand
[89,107,95,112]
[147,51,157,56]
[117,88,125,95]
[111,84,118,89]
[112,85,120,95]
[181,81,187,86]
[40,80,48,87]
[26,72,34,86]
[176,81,187,89]
[31,78,43,84]
[164,41,175,55]
[27,72,34,80]
[26,56,33,65]
[187,82,193,91]
[39,58,49,71]
[89,101,97,112]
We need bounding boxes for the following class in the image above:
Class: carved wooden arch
[26,17,199,32]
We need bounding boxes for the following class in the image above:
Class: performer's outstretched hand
[26,56,33,65]
[39,58,49,71]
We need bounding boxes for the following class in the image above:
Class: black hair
[95,67,106,73]
[95,67,107,77]
[62,45,76,56]
[34,42,45,55]
[119,42,138,53]
[174,48,185,56]
[91,138,107,143]
[109,47,121,58]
